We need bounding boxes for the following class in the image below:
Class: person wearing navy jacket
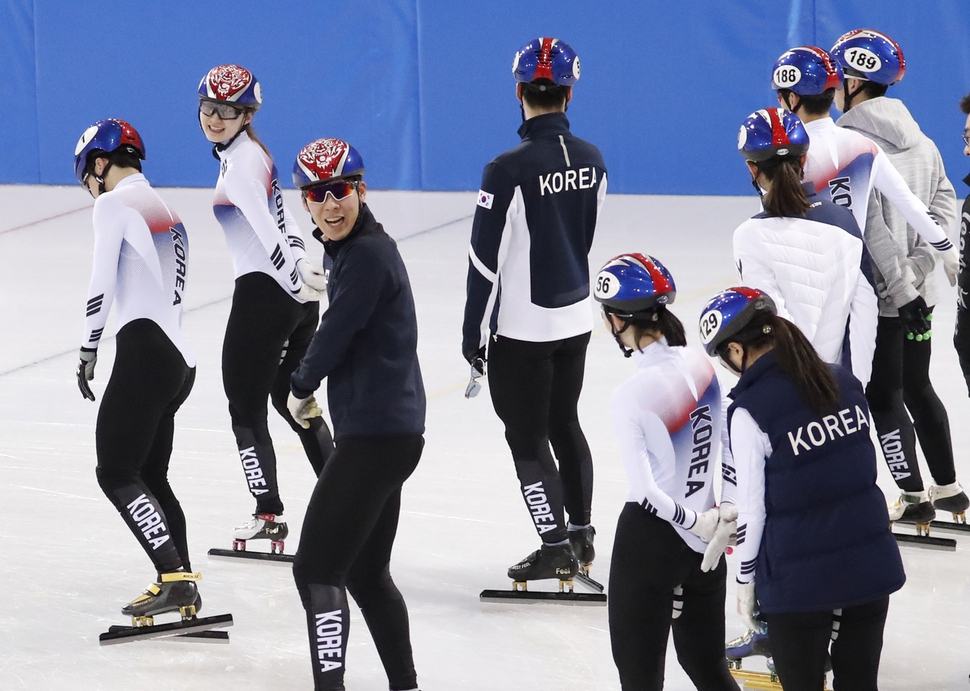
[699,287,905,691]
[461,37,608,584]
[287,138,425,691]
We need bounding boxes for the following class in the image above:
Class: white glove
[941,246,960,288]
[295,282,325,302]
[700,503,739,572]
[687,507,719,542]
[297,258,328,292]
[737,580,764,633]
[287,391,323,429]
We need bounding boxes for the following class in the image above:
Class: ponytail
[756,156,810,217]
[729,313,839,413]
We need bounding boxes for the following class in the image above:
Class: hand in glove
[295,282,325,302]
[287,391,323,429]
[941,246,960,288]
[897,295,932,341]
[463,346,487,399]
[700,503,739,572]
[77,347,98,402]
[737,580,764,633]
[297,258,328,292]
[687,507,719,542]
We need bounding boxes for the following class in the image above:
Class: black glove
[897,296,932,341]
[77,347,98,401]
[462,346,486,376]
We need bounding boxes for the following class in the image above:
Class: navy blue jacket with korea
[290,204,426,440]
[727,351,905,613]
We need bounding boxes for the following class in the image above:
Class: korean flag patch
[477,190,494,210]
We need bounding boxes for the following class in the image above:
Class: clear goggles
[199,100,244,120]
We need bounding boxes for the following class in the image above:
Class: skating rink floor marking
[1,185,968,689]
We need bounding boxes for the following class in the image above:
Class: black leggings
[488,332,594,545]
[608,503,738,691]
[764,597,890,691]
[292,434,423,691]
[866,314,955,491]
[223,272,334,515]
[95,319,195,575]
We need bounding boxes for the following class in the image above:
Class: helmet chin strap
[781,91,802,114]
[751,175,766,205]
[607,317,634,358]
[842,80,866,112]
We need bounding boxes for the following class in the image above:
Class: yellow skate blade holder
[955,512,967,524]
[160,571,202,583]
[512,581,528,592]
[558,579,574,593]
[915,522,931,537]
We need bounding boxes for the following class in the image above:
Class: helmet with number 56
[594,253,676,316]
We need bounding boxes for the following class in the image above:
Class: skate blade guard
[99,613,233,645]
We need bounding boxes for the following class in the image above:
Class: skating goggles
[302,180,359,204]
[962,133,970,147]
[199,100,245,120]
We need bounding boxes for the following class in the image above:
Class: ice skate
[725,624,771,662]
[480,543,604,604]
[101,571,234,645]
[232,512,289,553]
[888,491,935,534]
[568,525,596,571]
[929,482,969,523]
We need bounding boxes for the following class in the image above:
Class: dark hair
[621,307,687,349]
[857,80,888,99]
[241,108,271,157]
[723,312,839,413]
[755,155,810,217]
[959,92,970,114]
[520,79,569,110]
[87,145,142,175]
[779,89,835,117]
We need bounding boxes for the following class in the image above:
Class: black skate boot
[930,482,970,523]
[888,491,935,535]
[121,571,202,626]
[507,543,579,591]
[568,526,596,574]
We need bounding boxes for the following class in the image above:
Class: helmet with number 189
[512,37,581,86]
[198,64,263,108]
[771,46,843,95]
[594,253,676,316]
[698,287,777,357]
[830,29,906,85]
[73,119,145,185]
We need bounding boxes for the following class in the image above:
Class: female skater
[594,253,739,690]
[75,119,201,619]
[197,64,332,549]
[286,138,425,691]
[699,286,905,691]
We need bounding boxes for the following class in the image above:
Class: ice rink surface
[2,184,970,690]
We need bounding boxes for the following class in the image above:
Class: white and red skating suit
[610,338,732,553]
[803,117,953,253]
[81,173,195,367]
[212,130,309,299]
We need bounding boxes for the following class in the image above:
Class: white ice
[1,184,969,690]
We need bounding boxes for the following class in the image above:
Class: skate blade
[892,532,957,551]
[106,624,230,644]
[729,669,782,690]
[99,613,233,646]
[207,547,294,564]
[575,572,605,593]
[479,588,606,606]
[897,517,970,534]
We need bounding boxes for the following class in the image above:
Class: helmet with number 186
[771,46,843,95]
[737,108,809,162]
[594,253,676,316]
[73,119,145,185]
[830,29,906,85]
[512,37,581,86]
[698,287,777,357]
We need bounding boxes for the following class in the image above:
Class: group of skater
[71,28,970,691]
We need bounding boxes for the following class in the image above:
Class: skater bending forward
[595,254,740,691]
[287,139,425,691]
[699,287,905,691]
[75,119,202,621]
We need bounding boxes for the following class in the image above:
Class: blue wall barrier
[3,0,970,195]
